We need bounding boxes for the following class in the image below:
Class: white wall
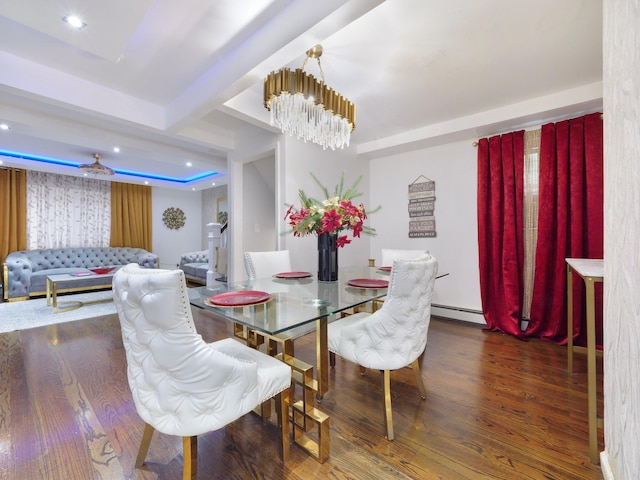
[243,156,276,252]
[280,135,374,275]
[369,138,482,323]
[602,1,640,478]
[151,187,202,269]
[227,131,278,281]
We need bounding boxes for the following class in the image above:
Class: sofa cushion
[179,251,208,268]
[195,264,209,279]
[182,262,204,277]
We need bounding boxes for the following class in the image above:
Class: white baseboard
[600,450,614,480]
[432,304,485,325]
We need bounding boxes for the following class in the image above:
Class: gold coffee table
[46,272,116,313]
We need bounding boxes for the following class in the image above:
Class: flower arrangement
[284,173,379,248]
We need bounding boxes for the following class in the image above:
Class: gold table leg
[46,278,52,306]
[567,265,574,372]
[316,316,328,400]
[286,355,330,463]
[585,276,598,465]
[52,280,59,311]
[567,260,603,465]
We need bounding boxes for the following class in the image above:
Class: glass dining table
[188,265,389,462]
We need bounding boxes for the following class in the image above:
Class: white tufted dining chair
[112,263,291,479]
[380,248,429,267]
[242,249,302,353]
[328,254,438,441]
[244,250,292,280]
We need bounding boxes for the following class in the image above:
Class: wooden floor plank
[0,312,604,479]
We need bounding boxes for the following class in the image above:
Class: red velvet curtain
[526,112,603,347]
[477,131,526,340]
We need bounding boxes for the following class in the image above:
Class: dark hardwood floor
[0,309,603,479]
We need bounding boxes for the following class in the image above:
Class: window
[522,129,541,322]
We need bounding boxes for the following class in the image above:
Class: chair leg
[381,369,394,441]
[182,436,197,480]
[135,423,155,468]
[330,351,336,367]
[276,390,290,462]
[411,359,427,399]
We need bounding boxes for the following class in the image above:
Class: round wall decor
[162,207,186,230]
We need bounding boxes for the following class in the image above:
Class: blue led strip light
[0,149,219,184]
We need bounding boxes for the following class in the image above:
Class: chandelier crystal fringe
[263,45,356,150]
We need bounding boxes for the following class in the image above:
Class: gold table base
[235,323,330,463]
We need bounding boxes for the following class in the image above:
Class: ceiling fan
[78,153,115,176]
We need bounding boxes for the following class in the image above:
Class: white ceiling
[0,0,603,190]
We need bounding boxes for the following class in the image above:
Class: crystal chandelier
[263,45,356,150]
[78,153,115,175]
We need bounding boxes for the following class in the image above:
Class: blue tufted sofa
[2,247,158,301]
[178,250,208,284]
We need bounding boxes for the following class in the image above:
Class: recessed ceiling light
[0,123,9,130]
[211,182,216,186]
[144,181,149,185]
[192,187,196,191]
[63,15,86,29]
[0,160,4,165]
[113,147,120,153]
[186,162,192,167]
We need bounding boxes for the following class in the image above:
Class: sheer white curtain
[522,129,541,321]
[26,171,111,249]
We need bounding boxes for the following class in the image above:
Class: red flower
[340,200,358,216]
[321,209,343,233]
[352,221,363,238]
[284,204,294,220]
[284,174,377,247]
[336,235,351,247]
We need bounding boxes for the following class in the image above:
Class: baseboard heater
[431,303,484,325]
[432,304,482,315]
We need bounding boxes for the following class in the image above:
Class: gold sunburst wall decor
[162,207,186,230]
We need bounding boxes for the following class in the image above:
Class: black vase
[317,232,338,281]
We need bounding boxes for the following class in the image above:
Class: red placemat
[274,271,313,279]
[90,267,115,275]
[377,266,392,272]
[207,290,271,307]
[347,278,389,289]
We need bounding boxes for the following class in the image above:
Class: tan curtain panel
[522,129,541,320]
[110,182,152,251]
[0,168,27,264]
